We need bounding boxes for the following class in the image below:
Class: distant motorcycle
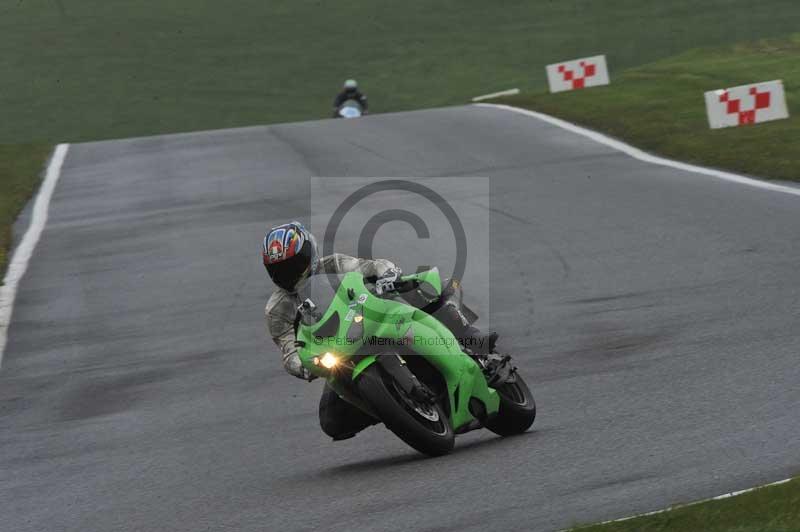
[295,268,536,456]
[335,99,365,119]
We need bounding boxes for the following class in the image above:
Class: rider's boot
[481,352,515,387]
[460,327,513,386]
[435,303,501,376]
[461,325,498,355]
[434,301,497,354]
[319,384,379,441]
[432,286,509,383]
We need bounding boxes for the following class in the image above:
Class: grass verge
[2,1,799,143]
[495,34,800,181]
[0,144,52,284]
[2,9,798,276]
[571,478,800,532]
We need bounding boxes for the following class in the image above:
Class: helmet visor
[266,242,314,291]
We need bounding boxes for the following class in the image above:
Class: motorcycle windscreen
[338,99,363,118]
[296,273,344,326]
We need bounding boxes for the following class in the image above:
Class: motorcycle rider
[263,221,497,440]
[332,79,368,117]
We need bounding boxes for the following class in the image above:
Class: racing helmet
[262,222,319,292]
[344,79,358,90]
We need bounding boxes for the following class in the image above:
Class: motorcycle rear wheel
[357,364,455,456]
[485,373,536,436]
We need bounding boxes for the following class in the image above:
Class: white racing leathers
[265,254,396,378]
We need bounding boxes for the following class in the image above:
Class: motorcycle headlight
[316,352,338,369]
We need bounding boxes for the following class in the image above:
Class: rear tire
[357,365,454,456]
[485,373,536,436]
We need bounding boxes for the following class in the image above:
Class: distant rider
[332,79,368,117]
[262,221,497,441]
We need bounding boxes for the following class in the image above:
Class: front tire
[357,365,454,456]
[485,373,536,436]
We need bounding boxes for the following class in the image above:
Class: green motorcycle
[295,268,536,456]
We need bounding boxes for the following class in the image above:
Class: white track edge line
[475,103,800,198]
[472,88,520,102]
[574,477,794,529]
[0,143,69,366]
[476,103,799,529]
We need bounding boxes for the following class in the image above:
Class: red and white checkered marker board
[546,55,610,93]
[705,80,789,129]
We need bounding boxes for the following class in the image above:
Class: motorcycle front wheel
[357,364,454,456]
[485,373,536,436]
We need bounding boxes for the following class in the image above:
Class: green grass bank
[571,478,800,532]
[2,0,799,143]
[496,35,800,181]
[0,144,52,283]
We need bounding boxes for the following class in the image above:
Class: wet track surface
[2,106,799,531]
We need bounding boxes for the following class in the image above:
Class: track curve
[1,105,799,531]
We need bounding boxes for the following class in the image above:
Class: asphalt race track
[2,106,799,531]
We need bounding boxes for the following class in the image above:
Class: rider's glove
[374,267,402,296]
[299,367,318,382]
[286,354,317,382]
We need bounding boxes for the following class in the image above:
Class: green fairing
[401,309,500,428]
[413,267,442,296]
[351,355,377,380]
[296,269,499,431]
